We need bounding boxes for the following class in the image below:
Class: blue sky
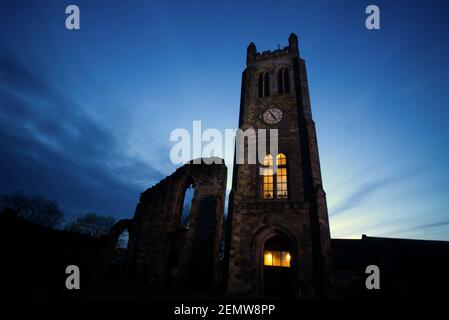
[0,0,448,240]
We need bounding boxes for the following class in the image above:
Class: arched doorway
[262,234,296,297]
[105,219,132,281]
[112,229,129,270]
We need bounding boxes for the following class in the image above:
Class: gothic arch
[251,224,298,296]
[175,175,196,228]
[105,219,135,280]
[275,65,291,95]
[257,70,271,98]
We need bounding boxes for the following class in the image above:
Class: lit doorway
[263,235,295,297]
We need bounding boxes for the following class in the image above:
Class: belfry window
[277,70,284,95]
[258,73,264,98]
[277,68,290,95]
[264,72,270,97]
[261,153,288,199]
[258,72,270,98]
[283,69,290,93]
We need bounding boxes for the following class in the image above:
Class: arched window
[276,153,288,199]
[262,154,274,199]
[277,70,284,95]
[264,72,270,97]
[258,73,264,98]
[277,68,290,95]
[110,228,129,277]
[283,69,290,94]
[261,153,288,199]
[179,179,195,228]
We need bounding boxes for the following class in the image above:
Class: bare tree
[0,192,64,228]
[66,212,116,238]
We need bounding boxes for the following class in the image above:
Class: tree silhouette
[0,192,64,228]
[66,212,115,237]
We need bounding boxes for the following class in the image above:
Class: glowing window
[276,153,286,165]
[264,250,291,267]
[262,155,274,199]
[261,153,288,199]
[263,154,273,166]
[262,168,274,199]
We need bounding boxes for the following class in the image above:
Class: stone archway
[105,219,133,281]
[252,225,298,297]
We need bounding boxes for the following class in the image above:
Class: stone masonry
[124,158,227,292]
[225,33,334,299]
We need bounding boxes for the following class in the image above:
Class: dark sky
[0,0,449,240]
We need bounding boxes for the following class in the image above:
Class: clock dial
[262,107,283,124]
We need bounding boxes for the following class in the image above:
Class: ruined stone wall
[127,159,227,292]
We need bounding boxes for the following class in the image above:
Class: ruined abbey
[2,34,449,300]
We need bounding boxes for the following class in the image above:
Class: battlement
[247,33,299,65]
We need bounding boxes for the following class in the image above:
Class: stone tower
[225,33,334,299]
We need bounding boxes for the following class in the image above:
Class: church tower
[225,33,334,299]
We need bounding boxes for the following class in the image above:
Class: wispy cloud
[329,175,403,217]
[0,49,162,219]
[383,219,449,238]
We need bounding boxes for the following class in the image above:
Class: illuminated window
[261,153,288,199]
[262,155,274,199]
[276,153,288,199]
[264,250,291,267]
[264,251,272,266]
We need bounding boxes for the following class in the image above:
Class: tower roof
[246,33,300,65]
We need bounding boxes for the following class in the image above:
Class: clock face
[262,107,283,124]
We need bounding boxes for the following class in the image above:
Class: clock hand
[268,110,277,120]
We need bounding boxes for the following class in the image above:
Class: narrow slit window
[277,70,284,95]
[264,72,270,97]
[179,181,194,228]
[283,69,290,93]
[258,73,264,98]
[262,155,274,199]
